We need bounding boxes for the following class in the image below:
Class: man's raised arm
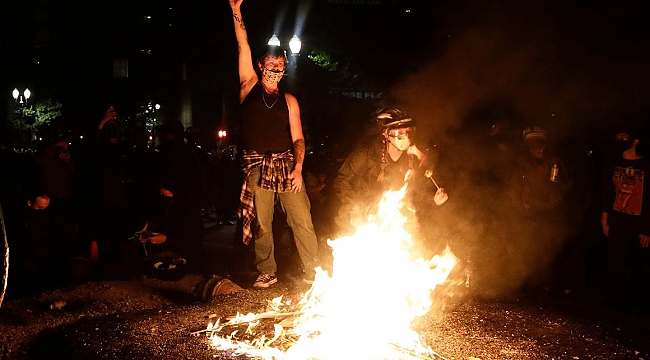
[229,0,257,102]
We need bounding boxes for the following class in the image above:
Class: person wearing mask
[229,0,319,288]
[509,126,572,293]
[332,107,449,239]
[600,126,650,310]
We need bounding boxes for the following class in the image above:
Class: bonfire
[205,177,458,359]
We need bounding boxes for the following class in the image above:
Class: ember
[206,182,458,359]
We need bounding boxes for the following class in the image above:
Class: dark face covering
[614,140,633,154]
[491,134,506,145]
[526,139,546,159]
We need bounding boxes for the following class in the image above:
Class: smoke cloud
[392,0,650,297]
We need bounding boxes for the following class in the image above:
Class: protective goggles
[386,127,414,140]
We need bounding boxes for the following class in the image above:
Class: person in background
[332,107,448,241]
[599,125,650,310]
[80,105,131,276]
[6,189,75,297]
[229,0,319,288]
[509,126,572,293]
[37,137,76,212]
[156,123,207,273]
[36,136,82,261]
[123,126,161,230]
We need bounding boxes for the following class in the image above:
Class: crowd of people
[411,118,650,312]
[0,0,647,316]
[0,106,240,298]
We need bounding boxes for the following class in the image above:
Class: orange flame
[209,182,458,359]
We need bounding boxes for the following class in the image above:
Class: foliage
[308,49,342,72]
[308,48,352,82]
[9,99,63,132]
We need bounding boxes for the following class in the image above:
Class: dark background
[1,0,649,151]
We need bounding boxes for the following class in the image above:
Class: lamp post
[12,88,31,104]
[11,88,32,146]
[267,34,281,47]
[288,35,301,70]
[289,35,301,55]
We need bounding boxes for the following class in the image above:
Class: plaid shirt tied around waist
[239,150,294,245]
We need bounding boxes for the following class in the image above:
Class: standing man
[509,126,572,292]
[600,126,650,309]
[229,0,319,288]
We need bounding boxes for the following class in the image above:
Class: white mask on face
[388,134,412,151]
[262,69,284,84]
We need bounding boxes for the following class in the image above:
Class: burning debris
[202,183,458,359]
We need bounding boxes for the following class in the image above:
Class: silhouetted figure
[599,126,650,311]
[81,105,131,276]
[36,137,81,254]
[509,126,572,293]
[123,127,161,228]
[157,122,207,272]
[6,190,75,298]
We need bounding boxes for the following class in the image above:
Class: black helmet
[376,108,414,130]
[522,126,547,142]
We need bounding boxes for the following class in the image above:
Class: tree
[8,99,63,147]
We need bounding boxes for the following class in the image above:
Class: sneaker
[253,274,278,288]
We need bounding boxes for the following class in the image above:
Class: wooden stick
[423,170,440,190]
[191,311,303,335]
[225,310,303,322]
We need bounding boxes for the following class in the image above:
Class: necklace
[262,90,279,109]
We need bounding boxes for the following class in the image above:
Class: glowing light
[268,34,281,47]
[289,35,301,54]
[208,180,458,359]
[12,88,19,100]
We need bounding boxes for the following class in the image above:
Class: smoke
[391,0,650,297]
[396,0,650,139]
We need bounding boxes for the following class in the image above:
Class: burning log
[389,344,448,360]
[194,275,243,302]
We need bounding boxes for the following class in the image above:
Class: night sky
[2,0,649,138]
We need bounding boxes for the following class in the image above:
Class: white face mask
[388,134,412,151]
[262,68,284,84]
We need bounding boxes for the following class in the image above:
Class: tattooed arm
[287,93,306,193]
[229,0,257,102]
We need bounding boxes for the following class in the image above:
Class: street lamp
[12,88,31,104]
[11,87,33,146]
[289,35,301,55]
[267,34,281,47]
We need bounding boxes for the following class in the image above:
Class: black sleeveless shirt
[240,83,293,154]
